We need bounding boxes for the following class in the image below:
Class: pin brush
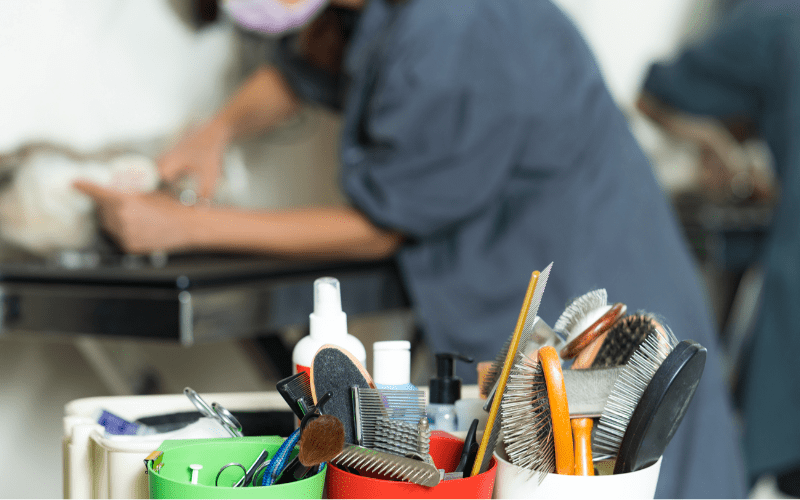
[471,263,553,477]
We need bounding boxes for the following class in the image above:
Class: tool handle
[571,418,594,476]
[540,346,575,475]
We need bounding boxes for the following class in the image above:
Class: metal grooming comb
[352,387,426,447]
[472,263,553,477]
[332,444,441,487]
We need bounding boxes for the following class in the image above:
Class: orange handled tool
[571,418,594,476]
[539,345,574,475]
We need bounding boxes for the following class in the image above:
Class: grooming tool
[554,289,609,340]
[331,443,441,487]
[479,316,560,399]
[143,450,164,474]
[372,417,431,460]
[183,387,243,437]
[310,344,376,444]
[560,303,627,360]
[274,391,335,485]
[591,313,663,368]
[455,418,480,477]
[539,346,574,475]
[593,328,706,473]
[276,414,345,484]
[276,372,316,419]
[189,464,202,485]
[262,429,301,486]
[234,449,270,487]
[471,263,552,477]
[502,351,555,481]
[571,419,594,476]
[216,463,247,487]
[562,366,624,417]
[352,387,426,448]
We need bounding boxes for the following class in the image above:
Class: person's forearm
[212,66,303,141]
[183,205,403,260]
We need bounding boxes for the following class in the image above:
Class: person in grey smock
[75,0,746,497]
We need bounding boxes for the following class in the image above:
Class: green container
[147,436,326,499]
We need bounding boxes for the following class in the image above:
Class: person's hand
[73,181,199,254]
[157,120,232,199]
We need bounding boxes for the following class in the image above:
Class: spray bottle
[292,277,366,376]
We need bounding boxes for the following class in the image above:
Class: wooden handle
[539,346,574,475]
[571,418,594,476]
[560,303,626,359]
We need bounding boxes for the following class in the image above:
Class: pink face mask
[223,0,330,35]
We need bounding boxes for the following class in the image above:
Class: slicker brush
[592,326,677,460]
[501,352,555,482]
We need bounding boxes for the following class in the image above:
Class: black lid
[429,353,474,404]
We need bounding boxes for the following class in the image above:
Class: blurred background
[0,0,784,497]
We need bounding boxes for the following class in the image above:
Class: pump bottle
[292,277,366,375]
[427,352,474,432]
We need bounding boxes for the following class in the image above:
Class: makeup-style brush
[479,316,561,399]
[275,414,346,484]
[471,263,553,478]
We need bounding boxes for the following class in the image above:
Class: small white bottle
[373,340,418,391]
[292,277,366,376]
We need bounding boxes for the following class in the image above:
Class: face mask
[223,0,330,35]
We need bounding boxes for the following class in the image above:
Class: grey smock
[275,0,745,496]
[644,0,800,487]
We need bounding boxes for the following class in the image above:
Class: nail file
[310,344,375,444]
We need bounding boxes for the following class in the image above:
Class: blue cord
[262,428,301,486]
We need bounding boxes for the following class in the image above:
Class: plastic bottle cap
[309,277,347,340]
[373,341,411,386]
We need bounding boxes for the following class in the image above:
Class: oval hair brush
[590,312,665,368]
[501,345,574,481]
[592,327,707,473]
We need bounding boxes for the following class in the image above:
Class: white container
[492,444,661,499]
[373,340,416,390]
[63,390,287,499]
[292,277,366,374]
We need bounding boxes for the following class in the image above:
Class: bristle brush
[592,327,707,473]
[554,289,609,342]
[591,313,663,368]
[471,263,553,477]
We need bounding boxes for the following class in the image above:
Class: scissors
[184,387,244,437]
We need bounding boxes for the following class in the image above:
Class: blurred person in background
[76,1,745,496]
[639,0,800,495]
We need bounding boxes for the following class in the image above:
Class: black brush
[591,313,662,368]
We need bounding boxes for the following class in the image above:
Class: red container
[326,431,497,499]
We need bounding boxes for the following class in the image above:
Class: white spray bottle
[292,277,366,376]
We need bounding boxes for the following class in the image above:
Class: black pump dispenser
[429,353,474,405]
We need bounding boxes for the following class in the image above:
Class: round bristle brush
[501,346,574,480]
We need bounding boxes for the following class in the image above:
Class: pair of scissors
[184,387,244,437]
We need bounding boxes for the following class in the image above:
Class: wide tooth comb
[332,445,441,487]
